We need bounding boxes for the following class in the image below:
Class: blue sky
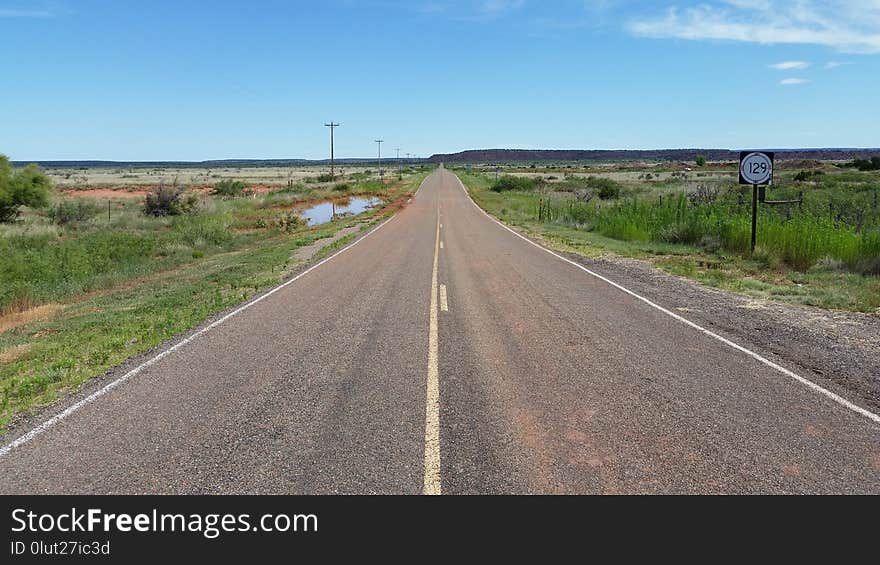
[1,0,878,160]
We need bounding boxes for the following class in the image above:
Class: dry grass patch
[0,304,63,334]
[0,344,31,363]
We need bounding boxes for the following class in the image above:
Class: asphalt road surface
[1,168,878,494]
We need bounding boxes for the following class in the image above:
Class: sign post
[739,151,774,254]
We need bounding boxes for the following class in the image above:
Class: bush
[48,199,100,225]
[333,182,351,192]
[491,175,536,192]
[143,187,199,216]
[847,157,880,171]
[213,179,248,197]
[584,176,622,200]
[317,173,334,182]
[277,212,305,232]
[794,170,825,181]
[0,156,51,222]
[695,155,707,167]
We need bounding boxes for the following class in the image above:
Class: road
[1,167,878,494]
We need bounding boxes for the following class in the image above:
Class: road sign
[739,151,775,255]
[739,151,774,185]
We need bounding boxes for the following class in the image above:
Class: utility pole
[395,148,401,177]
[375,139,384,178]
[324,122,339,180]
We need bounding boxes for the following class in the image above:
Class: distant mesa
[425,148,880,163]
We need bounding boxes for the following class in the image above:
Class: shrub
[277,212,305,232]
[143,187,199,216]
[695,155,707,167]
[213,179,248,197]
[0,156,51,222]
[794,170,825,181]
[333,182,351,192]
[847,157,880,171]
[491,175,536,192]
[585,176,622,200]
[48,199,100,225]
[317,173,334,182]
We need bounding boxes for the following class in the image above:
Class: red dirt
[62,188,150,199]
[61,184,286,199]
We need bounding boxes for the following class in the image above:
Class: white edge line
[451,174,880,426]
[0,176,434,458]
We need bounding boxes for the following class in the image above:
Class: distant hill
[426,148,880,163]
[14,148,880,168]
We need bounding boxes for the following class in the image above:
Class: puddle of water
[299,197,382,226]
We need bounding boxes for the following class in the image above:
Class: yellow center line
[424,206,442,495]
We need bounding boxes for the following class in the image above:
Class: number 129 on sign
[739,151,774,185]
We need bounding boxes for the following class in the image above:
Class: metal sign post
[739,151,775,254]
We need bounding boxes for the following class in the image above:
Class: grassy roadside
[455,170,880,314]
[0,171,429,432]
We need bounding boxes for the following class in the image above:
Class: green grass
[456,170,880,313]
[0,170,429,431]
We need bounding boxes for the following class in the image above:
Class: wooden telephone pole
[325,122,339,180]
[375,139,384,178]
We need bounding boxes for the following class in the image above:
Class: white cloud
[769,61,809,70]
[780,77,810,85]
[629,1,880,54]
[824,60,852,68]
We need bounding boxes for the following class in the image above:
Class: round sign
[740,152,773,185]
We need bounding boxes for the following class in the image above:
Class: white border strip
[0,175,435,458]
[452,173,880,426]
